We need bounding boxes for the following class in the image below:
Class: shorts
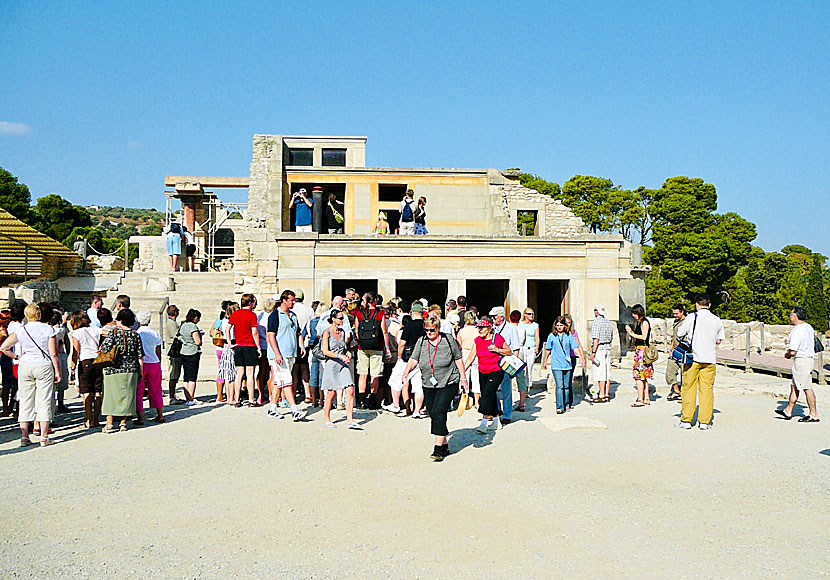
[296,225,312,233]
[592,348,611,383]
[77,359,104,394]
[181,353,201,383]
[357,349,383,378]
[234,345,260,367]
[168,356,182,382]
[271,357,295,389]
[166,235,182,255]
[792,357,814,390]
[388,359,423,394]
[186,244,196,257]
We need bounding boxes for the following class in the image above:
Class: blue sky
[1,1,827,255]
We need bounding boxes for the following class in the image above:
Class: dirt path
[1,365,828,579]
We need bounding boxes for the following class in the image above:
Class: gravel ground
[1,362,828,579]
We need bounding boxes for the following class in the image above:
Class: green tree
[644,267,686,318]
[0,167,33,221]
[561,175,634,233]
[745,252,788,323]
[517,173,560,198]
[804,254,829,332]
[31,194,93,242]
[141,224,163,236]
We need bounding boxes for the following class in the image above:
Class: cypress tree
[804,254,829,332]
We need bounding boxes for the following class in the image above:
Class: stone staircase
[104,271,237,374]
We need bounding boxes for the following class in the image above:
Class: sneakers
[184,400,197,407]
[347,422,364,430]
[476,425,488,434]
[698,422,712,430]
[292,409,308,422]
[170,397,185,405]
[266,408,284,419]
[675,421,692,430]
[381,403,401,413]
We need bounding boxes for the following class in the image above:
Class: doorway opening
[527,279,568,338]
[331,279,378,302]
[466,279,509,316]
[395,279,449,308]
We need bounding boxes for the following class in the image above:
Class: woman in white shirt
[136,310,164,424]
[71,311,103,429]
[0,303,61,447]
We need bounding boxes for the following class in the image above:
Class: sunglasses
[425,328,438,332]
[334,316,344,320]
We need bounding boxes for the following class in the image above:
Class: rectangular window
[378,183,408,202]
[322,148,347,166]
[288,148,314,166]
[517,210,538,236]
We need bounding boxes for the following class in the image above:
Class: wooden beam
[164,176,249,188]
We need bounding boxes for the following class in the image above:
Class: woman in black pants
[464,316,513,433]
[402,315,468,461]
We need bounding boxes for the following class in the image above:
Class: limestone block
[88,255,125,271]
[15,281,60,305]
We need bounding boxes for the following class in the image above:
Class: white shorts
[388,359,423,394]
[792,357,814,390]
[466,362,480,394]
[270,356,295,389]
[592,348,611,383]
[296,225,312,233]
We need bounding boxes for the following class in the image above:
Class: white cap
[489,306,506,317]
[594,304,606,315]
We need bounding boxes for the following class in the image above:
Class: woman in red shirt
[464,316,512,434]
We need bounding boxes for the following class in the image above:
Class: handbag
[311,341,327,361]
[499,354,526,378]
[814,333,825,353]
[92,328,125,369]
[671,314,697,365]
[642,319,658,365]
[212,326,226,347]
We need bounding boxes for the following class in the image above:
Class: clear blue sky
[2,1,827,255]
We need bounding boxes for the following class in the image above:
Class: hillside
[86,205,165,238]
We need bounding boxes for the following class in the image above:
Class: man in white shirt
[490,306,521,424]
[675,294,725,430]
[776,306,820,422]
[87,295,102,328]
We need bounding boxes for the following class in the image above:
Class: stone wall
[247,135,284,233]
[497,182,586,237]
[647,317,813,355]
[232,226,280,298]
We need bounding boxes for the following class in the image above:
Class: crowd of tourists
[0,287,821,458]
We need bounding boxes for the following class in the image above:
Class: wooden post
[820,335,827,386]
[124,239,129,273]
[744,326,752,373]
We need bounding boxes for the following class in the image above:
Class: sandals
[20,437,32,447]
[515,406,527,413]
[323,421,336,429]
[631,401,646,408]
[102,425,118,434]
[347,422,364,430]
[40,438,53,447]
[775,409,793,420]
[798,416,820,423]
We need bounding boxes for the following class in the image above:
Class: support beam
[164,176,250,188]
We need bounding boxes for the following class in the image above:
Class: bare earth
[1,361,828,580]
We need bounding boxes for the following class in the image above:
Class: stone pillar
[248,135,285,233]
[312,186,324,233]
[448,279,466,303]
[507,277,527,314]
[183,204,196,233]
[378,279,396,303]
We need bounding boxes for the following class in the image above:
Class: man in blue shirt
[292,188,313,232]
[266,289,308,421]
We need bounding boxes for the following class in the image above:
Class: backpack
[401,200,414,222]
[357,308,382,351]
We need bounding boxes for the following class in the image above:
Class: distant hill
[86,205,165,238]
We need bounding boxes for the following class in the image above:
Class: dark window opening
[527,279,568,337]
[465,280,509,316]
[289,183,347,233]
[322,148,347,167]
[332,279,378,301]
[288,148,314,166]
[396,279,448,308]
[213,228,235,259]
[517,210,538,236]
[378,184,408,202]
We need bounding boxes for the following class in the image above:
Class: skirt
[414,223,429,235]
[218,346,237,383]
[632,346,654,381]
[101,371,139,417]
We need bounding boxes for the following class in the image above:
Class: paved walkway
[1,362,828,579]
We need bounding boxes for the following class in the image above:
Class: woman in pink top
[464,316,512,433]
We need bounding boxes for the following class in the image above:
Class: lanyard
[427,336,441,377]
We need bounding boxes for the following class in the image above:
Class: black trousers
[479,370,504,417]
[423,383,457,436]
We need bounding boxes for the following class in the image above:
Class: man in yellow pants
[676,294,724,430]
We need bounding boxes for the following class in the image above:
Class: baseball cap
[489,306,506,317]
[295,289,304,300]
[594,304,606,315]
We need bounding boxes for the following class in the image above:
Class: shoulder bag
[643,319,659,365]
[167,326,183,359]
[671,314,697,365]
[93,328,125,369]
[494,329,525,378]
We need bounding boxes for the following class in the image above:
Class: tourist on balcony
[402,314,467,461]
[626,304,653,407]
[292,188,313,233]
[326,193,345,234]
[135,310,164,424]
[182,225,197,272]
[400,189,417,235]
[373,211,390,236]
[178,309,203,407]
[99,308,143,433]
[165,222,184,271]
[414,196,428,235]
[70,310,102,429]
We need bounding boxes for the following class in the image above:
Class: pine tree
[804,254,829,332]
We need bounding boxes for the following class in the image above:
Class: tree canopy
[0,167,33,221]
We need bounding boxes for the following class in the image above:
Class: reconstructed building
[134,134,646,338]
